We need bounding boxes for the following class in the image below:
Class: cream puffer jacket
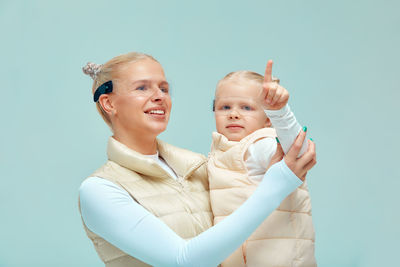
[208,128,316,267]
[79,137,213,267]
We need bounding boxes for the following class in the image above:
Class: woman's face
[111,59,172,137]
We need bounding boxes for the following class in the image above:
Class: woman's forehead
[118,59,166,82]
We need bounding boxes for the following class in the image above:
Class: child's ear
[264,117,272,128]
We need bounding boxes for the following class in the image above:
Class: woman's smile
[112,58,172,137]
[144,106,167,120]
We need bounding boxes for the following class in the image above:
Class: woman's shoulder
[79,177,126,196]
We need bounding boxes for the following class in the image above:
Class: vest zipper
[156,161,211,230]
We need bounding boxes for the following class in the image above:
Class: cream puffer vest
[79,137,213,267]
[208,128,316,267]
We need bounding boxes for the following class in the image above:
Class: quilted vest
[79,137,213,267]
[208,128,316,267]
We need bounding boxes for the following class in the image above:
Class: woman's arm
[80,131,315,267]
[80,160,301,267]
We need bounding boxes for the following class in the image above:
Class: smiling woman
[79,51,317,267]
[83,54,171,155]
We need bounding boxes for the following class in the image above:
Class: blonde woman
[79,52,316,267]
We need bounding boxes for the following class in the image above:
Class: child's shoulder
[250,136,277,154]
[245,128,277,145]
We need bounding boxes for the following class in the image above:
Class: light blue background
[1,0,399,266]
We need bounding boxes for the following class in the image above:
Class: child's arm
[246,137,277,181]
[265,105,307,156]
[261,60,308,157]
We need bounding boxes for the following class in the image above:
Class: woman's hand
[262,60,289,110]
[284,130,316,181]
[267,141,284,170]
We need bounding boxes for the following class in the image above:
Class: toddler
[208,61,316,267]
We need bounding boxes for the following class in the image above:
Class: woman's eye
[161,87,169,93]
[136,86,146,91]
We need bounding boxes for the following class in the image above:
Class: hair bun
[82,62,103,80]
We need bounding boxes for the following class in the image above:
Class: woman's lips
[144,108,167,120]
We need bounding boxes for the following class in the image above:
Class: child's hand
[262,60,289,110]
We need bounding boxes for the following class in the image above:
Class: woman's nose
[151,88,166,102]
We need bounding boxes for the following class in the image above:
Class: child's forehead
[216,78,262,99]
[215,96,260,105]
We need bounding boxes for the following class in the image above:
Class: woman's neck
[112,130,158,155]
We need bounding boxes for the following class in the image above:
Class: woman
[79,52,316,267]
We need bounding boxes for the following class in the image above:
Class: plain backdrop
[1,0,399,266]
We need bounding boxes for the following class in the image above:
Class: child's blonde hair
[82,52,158,128]
[216,70,264,91]
[213,70,264,111]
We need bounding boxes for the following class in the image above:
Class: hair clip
[93,81,113,102]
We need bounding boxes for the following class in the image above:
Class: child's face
[214,78,270,141]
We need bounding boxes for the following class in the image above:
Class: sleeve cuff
[264,104,290,118]
[277,159,303,188]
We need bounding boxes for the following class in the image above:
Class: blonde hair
[216,70,264,94]
[82,52,158,128]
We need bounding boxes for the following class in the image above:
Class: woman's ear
[264,116,272,128]
[98,94,115,116]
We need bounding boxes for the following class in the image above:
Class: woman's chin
[147,122,168,135]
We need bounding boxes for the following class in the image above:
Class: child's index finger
[264,60,273,83]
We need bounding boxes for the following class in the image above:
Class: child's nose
[229,109,241,119]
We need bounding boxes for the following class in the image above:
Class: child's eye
[242,105,252,111]
[221,105,231,110]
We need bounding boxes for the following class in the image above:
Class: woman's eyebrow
[159,81,170,87]
[130,80,150,86]
[130,80,169,86]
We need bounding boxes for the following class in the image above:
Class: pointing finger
[264,60,273,83]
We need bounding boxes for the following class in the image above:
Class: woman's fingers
[267,141,284,169]
[298,140,316,171]
[284,131,317,181]
[302,157,317,174]
[274,142,284,160]
[286,130,306,159]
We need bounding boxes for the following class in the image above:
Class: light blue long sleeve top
[79,159,302,267]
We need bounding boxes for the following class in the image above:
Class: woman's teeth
[148,110,165,115]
